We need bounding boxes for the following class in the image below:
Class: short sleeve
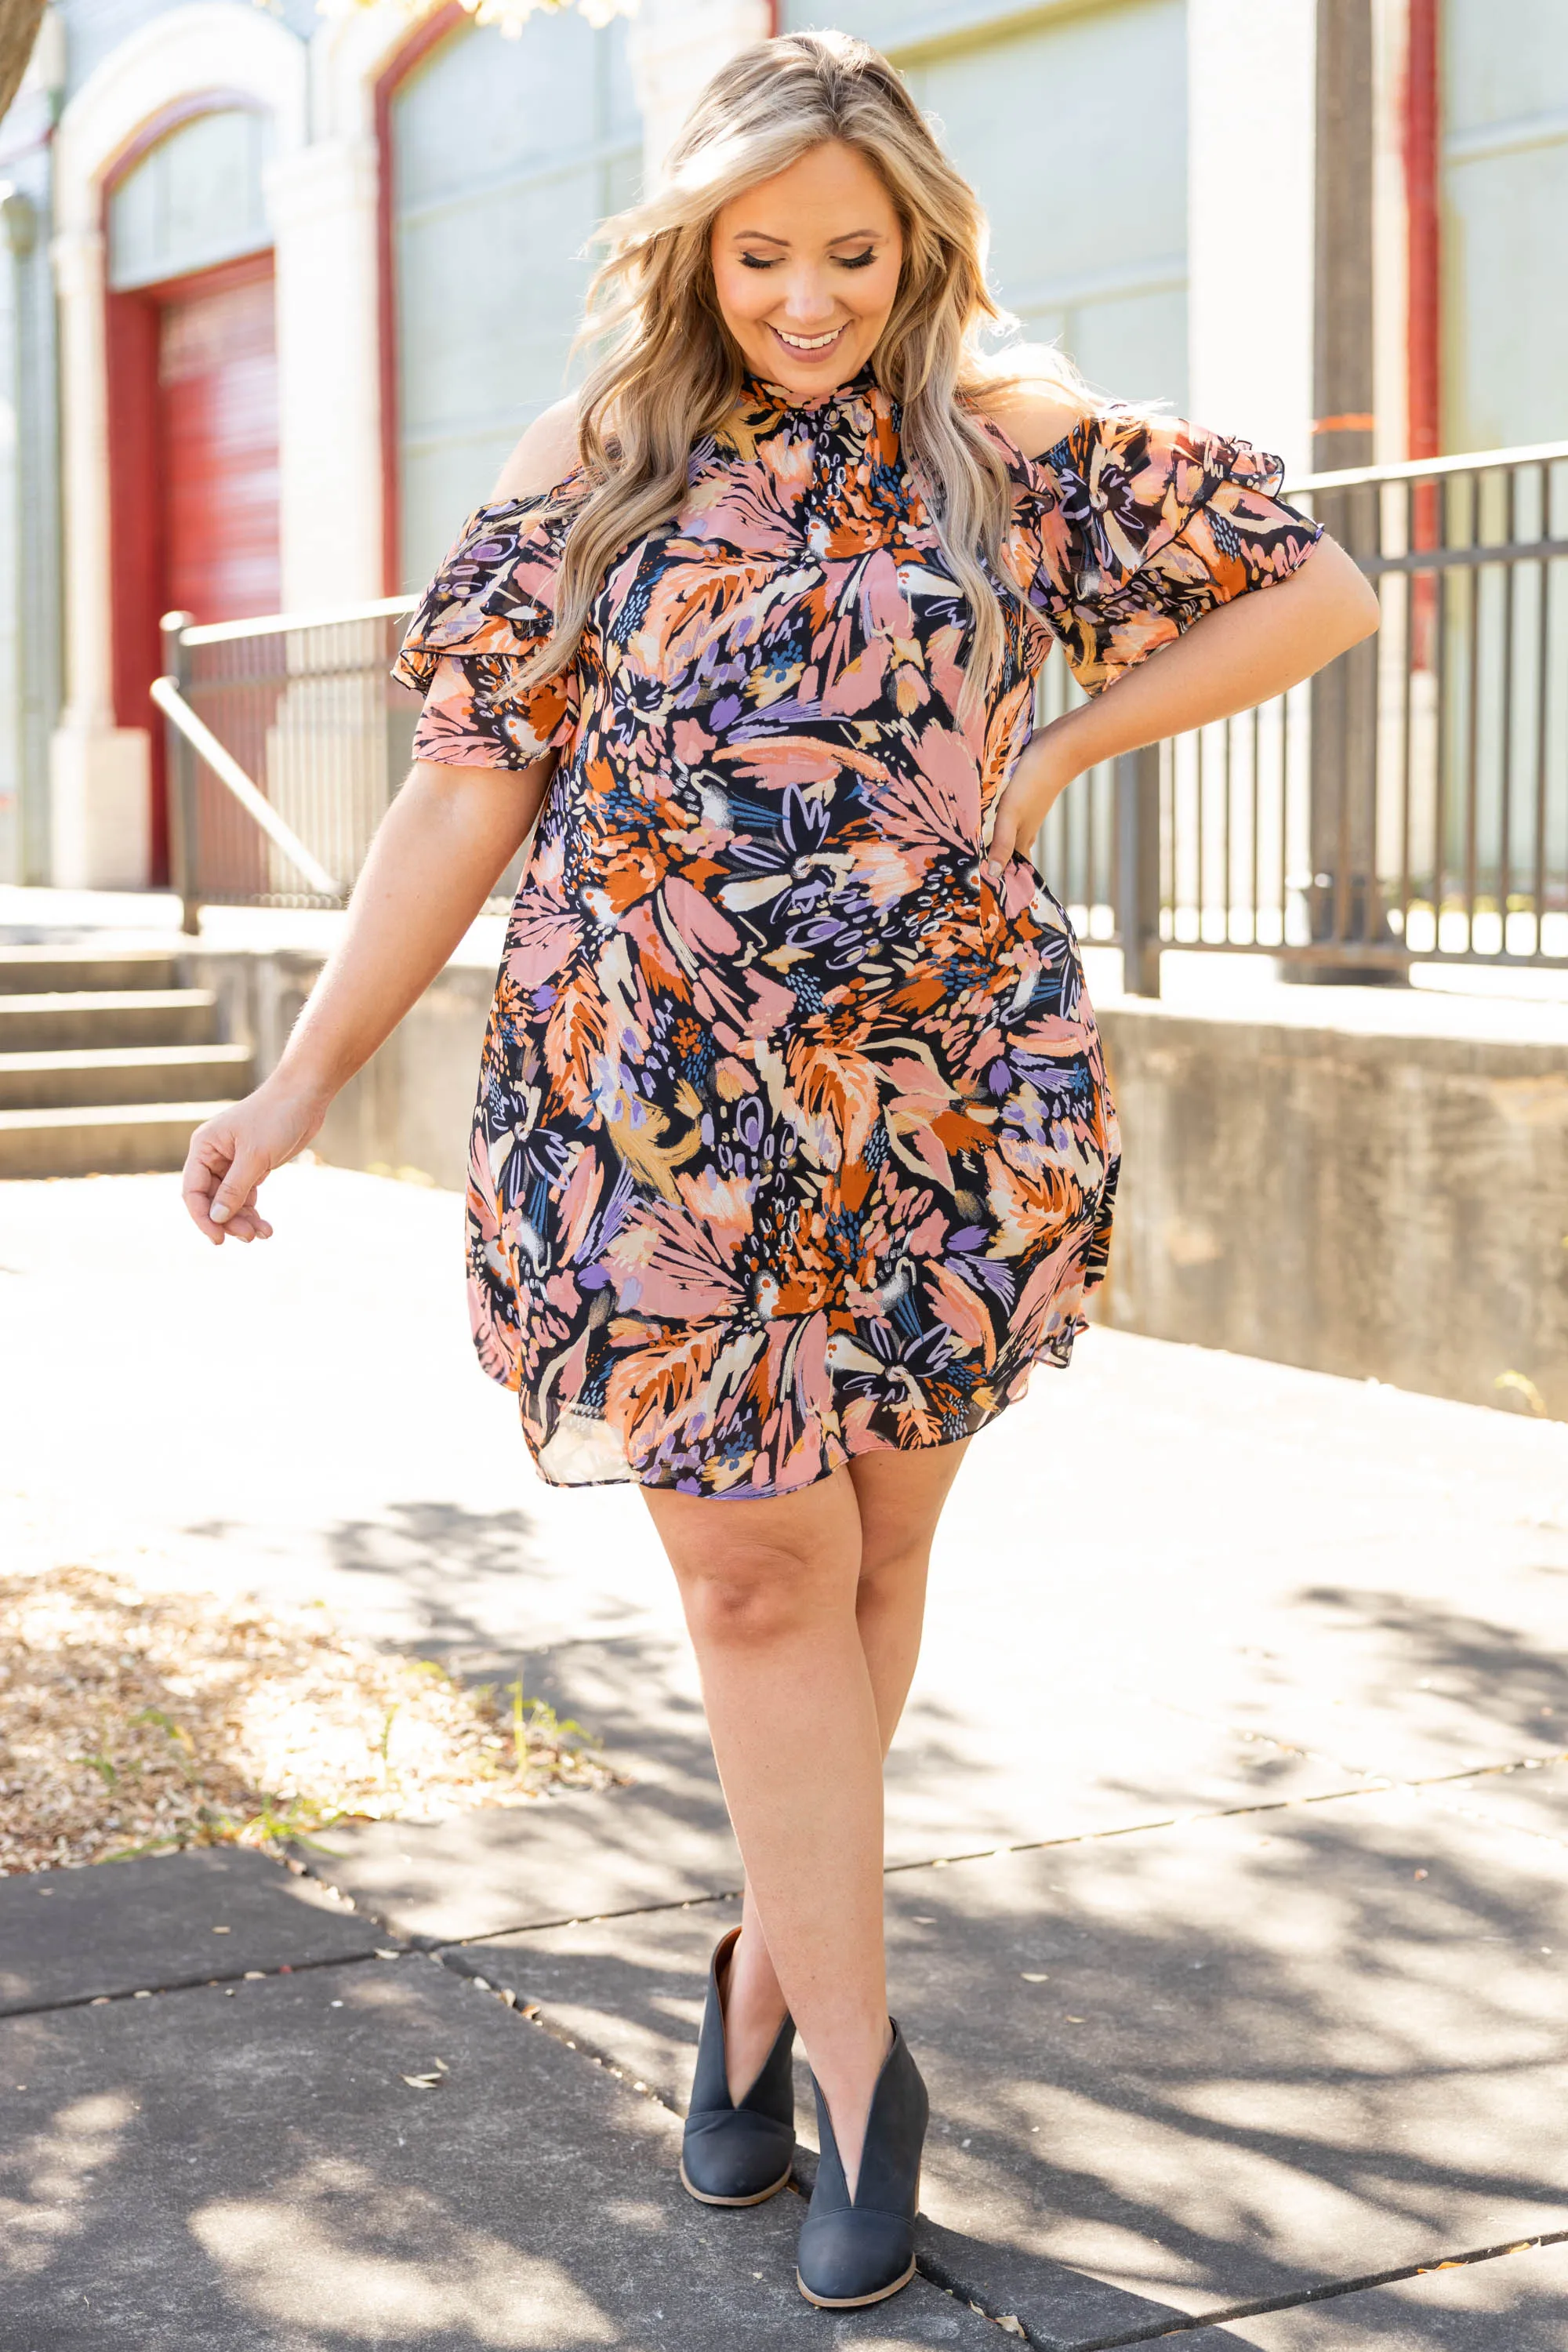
[1006,407,1324,695]
[391,491,581,769]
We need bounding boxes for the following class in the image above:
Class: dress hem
[514,1314,1092,1501]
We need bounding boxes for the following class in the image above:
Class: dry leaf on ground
[0,1564,618,1873]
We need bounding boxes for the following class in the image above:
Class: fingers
[182,1124,234,1243]
[211,1200,273,1243]
[211,1149,270,1232]
[988,803,1018,872]
[182,1122,274,1246]
[218,1188,274,1244]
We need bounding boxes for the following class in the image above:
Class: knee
[855,1540,928,1617]
[678,1541,848,1653]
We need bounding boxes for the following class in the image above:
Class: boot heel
[796,2020,927,2308]
[680,1927,796,2206]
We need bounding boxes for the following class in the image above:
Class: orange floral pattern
[394,368,1319,1496]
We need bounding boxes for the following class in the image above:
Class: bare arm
[183,402,590,1247]
[989,534,1379,866]
[180,757,551,1243]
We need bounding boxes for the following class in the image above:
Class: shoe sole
[795,2254,918,2309]
[679,2156,793,2207]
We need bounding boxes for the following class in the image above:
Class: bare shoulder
[491,395,584,501]
[971,374,1096,463]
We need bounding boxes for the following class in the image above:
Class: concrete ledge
[1096,996,1568,1418]
[176,938,1567,1423]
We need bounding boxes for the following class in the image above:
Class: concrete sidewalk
[2,1167,1566,2347]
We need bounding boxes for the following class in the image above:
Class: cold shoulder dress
[393,365,1320,1498]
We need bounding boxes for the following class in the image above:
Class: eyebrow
[730,228,885,245]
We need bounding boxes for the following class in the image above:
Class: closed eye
[735,249,879,271]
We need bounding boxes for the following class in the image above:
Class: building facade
[0,0,1563,889]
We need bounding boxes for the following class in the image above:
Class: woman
[183,30,1377,2311]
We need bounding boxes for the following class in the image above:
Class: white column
[263,137,384,607]
[1186,0,1317,481]
[48,225,150,888]
[626,0,771,186]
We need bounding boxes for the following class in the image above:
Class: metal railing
[161,437,1568,985]
[160,599,422,928]
[1039,437,1568,987]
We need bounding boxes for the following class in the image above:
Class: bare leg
[848,1442,970,1749]
[644,1442,967,2196]
[719,1441,968,2114]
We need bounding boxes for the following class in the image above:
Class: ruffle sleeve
[391,490,581,769]
[1003,407,1324,695]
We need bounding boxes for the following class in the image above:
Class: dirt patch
[0,1564,616,1873]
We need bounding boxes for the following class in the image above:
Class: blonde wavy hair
[524,29,1083,722]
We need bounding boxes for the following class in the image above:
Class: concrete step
[0,1044,254,1112]
[0,989,220,1052]
[0,1102,237,1180]
[0,943,183,993]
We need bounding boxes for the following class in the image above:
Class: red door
[108,252,281,881]
[158,267,282,624]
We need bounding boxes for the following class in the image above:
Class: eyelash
[738,252,877,271]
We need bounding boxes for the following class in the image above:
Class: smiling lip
[769,321,848,358]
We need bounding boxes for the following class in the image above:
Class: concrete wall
[1096,1000,1568,1421]
[187,942,1568,1424]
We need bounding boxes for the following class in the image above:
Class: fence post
[1299,485,1392,975]
[1116,742,1162,996]
[160,610,198,935]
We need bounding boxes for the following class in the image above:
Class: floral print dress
[394,365,1319,1498]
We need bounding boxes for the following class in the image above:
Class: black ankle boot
[797,2020,927,2307]
[679,1927,797,2205]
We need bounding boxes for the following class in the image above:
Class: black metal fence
[163,437,1568,985]
[1038,437,1568,987]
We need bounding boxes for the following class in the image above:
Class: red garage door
[158,265,281,624]
[109,253,282,879]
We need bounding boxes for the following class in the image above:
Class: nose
[770,263,840,328]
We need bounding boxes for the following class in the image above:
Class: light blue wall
[107,106,274,292]
[390,11,641,588]
[1442,0,1568,452]
[56,0,315,96]
[786,0,1189,408]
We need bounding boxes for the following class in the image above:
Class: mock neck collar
[737,359,883,423]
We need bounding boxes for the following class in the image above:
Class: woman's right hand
[180,1079,328,1245]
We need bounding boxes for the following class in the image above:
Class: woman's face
[710,140,904,398]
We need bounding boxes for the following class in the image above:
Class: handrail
[1285,437,1568,495]
[150,676,343,900]
[178,593,419,647]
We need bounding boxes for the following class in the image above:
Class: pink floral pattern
[394,368,1319,1496]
